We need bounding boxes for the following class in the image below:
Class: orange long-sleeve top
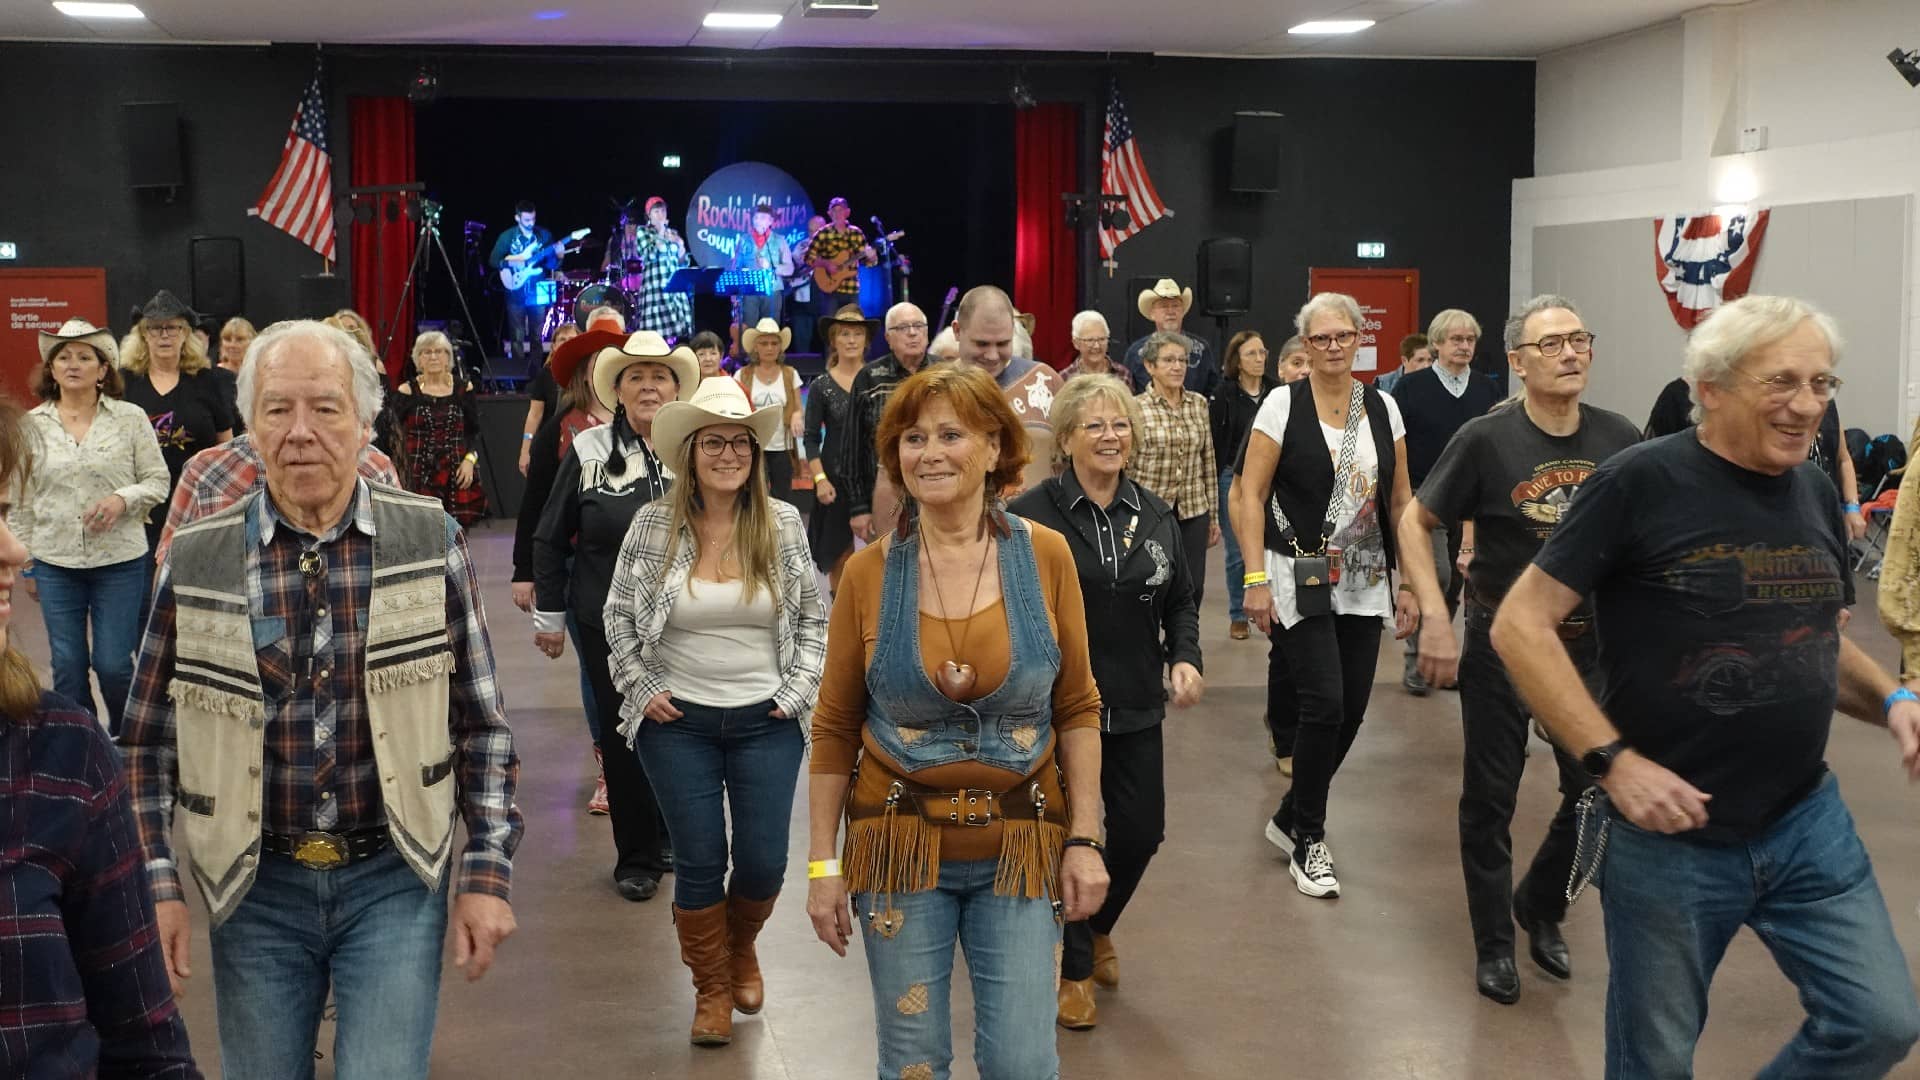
[811,521,1102,861]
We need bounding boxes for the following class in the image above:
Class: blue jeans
[210,847,448,1080]
[1599,772,1920,1078]
[740,292,784,332]
[634,697,803,908]
[34,556,147,734]
[1219,469,1244,622]
[855,859,1061,1080]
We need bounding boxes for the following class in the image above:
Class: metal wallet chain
[1269,379,1367,555]
[1566,787,1611,905]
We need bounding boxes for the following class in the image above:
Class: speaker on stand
[189,236,246,320]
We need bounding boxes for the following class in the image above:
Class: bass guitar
[811,230,904,293]
[500,228,591,291]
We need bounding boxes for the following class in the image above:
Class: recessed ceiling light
[1288,19,1374,34]
[703,11,781,29]
[534,9,567,19]
[52,1,146,17]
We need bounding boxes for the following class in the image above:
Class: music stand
[666,267,725,296]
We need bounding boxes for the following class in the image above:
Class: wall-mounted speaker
[1199,238,1253,316]
[122,102,184,189]
[296,273,350,318]
[1229,111,1285,193]
[189,236,245,319]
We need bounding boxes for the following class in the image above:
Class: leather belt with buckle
[262,827,391,870]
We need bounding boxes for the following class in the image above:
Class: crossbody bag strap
[1268,379,1368,556]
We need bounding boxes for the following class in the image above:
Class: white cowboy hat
[37,318,119,366]
[652,376,783,474]
[1136,278,1193,321]
[739,318,792,354]
[591,330,700,413]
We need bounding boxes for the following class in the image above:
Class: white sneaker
[1291,840,1340,898]
[1265,817,1293,856]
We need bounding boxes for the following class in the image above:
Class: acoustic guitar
[500,228,591,291]
[811,230,904,293]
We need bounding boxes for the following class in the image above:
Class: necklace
[922,529,995,702]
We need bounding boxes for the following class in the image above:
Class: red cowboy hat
[549,310,627,387]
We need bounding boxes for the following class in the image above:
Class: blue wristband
[1885,687,1918,715]
[1845,502,1862,514]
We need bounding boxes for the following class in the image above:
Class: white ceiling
[9,0,1704,58]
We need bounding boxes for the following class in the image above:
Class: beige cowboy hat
[37,318,119,366]
[591,330,700,413]
[1136,278,1194,321]
[652,375,783,473]
[739,317,792,354]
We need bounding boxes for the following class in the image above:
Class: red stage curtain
[1013,103,1080,369]
[348,97,416,383]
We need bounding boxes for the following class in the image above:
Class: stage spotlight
[352,200,375,226]
[1098,194,1130,233]
[1890,48,1920,88]
[1010,72,1037,110]
[387,197,403,223]
[407,65,439,104]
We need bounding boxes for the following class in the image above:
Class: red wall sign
[1306,268,1420,383]
[3,267,110,405]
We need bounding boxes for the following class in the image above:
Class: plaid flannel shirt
[603,499,827,745]
[123,482,523,903]
[0,694,199,1077]
[1132,387,1218,521]
[807,225,868,295]
[153,435,399,565]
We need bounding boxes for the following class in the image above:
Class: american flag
[252,57,337,260]
[1099,80,1170,258]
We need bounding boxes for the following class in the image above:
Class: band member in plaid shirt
[1131,330,1220,609]
[805,197,875,327]
[633,196,695,342]
[122,321,523,1077]
[0,396,201,1077]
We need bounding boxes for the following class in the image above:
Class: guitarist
[806,196,876,331]
[488,201,562,374]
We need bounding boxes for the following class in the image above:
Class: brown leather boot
[1057,977,1098,1030]
[674,901,734,1046]
[726,892,779,1014]
[1091,932,1119,989]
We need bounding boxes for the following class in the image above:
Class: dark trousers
[1272,612,1381,840]
[505,298,548,371]
[1265,636,1298,760]
[764,449,797,506]
[1062,725,1166,981]
[574,619,669,881]
[1458,605,1591,960]
[1178,513,1208,614]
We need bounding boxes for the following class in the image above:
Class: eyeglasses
[1306,330,1359,350]
[1516,331,1596,357]
[1733,368,1844,400]
[697,433,758,458]
[1444,333,1479,346]
[1080,419,1132,438]
[144,324,188,337]
[1074,337,1111,348]
[888,321,929,334]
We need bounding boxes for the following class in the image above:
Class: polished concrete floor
[19,520,1920,1078]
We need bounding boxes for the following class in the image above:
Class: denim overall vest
[842,515,1069,907]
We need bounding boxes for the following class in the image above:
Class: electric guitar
[500,228,591,291]
[811,230,904,293]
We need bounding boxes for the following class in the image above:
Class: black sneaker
[1290,839,1340,898]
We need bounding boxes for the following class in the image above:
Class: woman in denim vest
[807,364,1108,1080]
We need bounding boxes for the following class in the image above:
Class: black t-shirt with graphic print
[1532,431,1855,837]
[1417,401,1641,613]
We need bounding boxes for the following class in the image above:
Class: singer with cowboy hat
[737,317,807,506]
[603,375,827,1047]
[1124,278,1219,397]
[534,330,699,902]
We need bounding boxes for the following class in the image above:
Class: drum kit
[538,266,642,343]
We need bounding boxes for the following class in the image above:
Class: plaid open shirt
[122,482,523,903]
[1131,387,1218,521]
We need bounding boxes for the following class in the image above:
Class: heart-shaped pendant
[936,660,978,702]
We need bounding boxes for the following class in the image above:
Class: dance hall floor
[21,520,1920,1078]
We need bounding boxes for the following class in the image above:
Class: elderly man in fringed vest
[121,320,524,1079]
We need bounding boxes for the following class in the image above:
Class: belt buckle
[292,831,348,870]
[956,789,995,827]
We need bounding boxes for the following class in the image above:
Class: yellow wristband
[1243,571,1270,587]
[807,858,842,880]
[813,472,828,484]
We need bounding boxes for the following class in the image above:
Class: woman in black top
[804,304,875,588]
[1009,373,1203,1032]
[119,290,234,558]
[533,331,698,901]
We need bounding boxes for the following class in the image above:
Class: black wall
[0,42,1531,376]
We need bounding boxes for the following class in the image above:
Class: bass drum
[573,282,632,329]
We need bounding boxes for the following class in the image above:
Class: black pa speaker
[1199,238,1253,317]
[295,273,350,318]
[123,102,184,189]
[189,236,246,319]
[1229,111,1285,193]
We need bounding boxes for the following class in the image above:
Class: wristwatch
[1580,738,1629,782]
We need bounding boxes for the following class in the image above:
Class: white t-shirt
[750,371,789,451]
[656,577,782,708]
[1250,386,1406,630]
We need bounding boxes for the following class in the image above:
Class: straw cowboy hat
[739,318,792,354]
[1136,278,1193,321]
[652,375,783,473]
[820,304,879,342]
[549,309,628,388]
[37,318,119,366]
[591,330,700,413]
